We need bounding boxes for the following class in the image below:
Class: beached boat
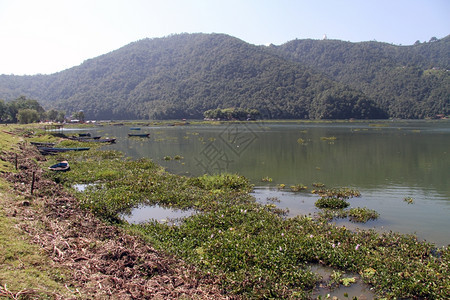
[30,141,55,147]
[69,136,115,143]
[88,138,116,143]
[128,133,150,137]
[48,161,70,171]
[38,147,90,155]
[69,136,100,141]
[78,133,91,137]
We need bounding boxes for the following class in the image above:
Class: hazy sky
[1,0,448,75]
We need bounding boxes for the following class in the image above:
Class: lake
[75,120,449,247]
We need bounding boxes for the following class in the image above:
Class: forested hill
[0,33,384,120]
[271,36,450,118]
[0,33,448,120]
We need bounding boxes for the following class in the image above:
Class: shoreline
[0,130,231,299]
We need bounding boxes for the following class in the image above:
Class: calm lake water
[73,120,449,247]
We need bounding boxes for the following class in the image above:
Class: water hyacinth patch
[404,196,414,204]
[312,188,361,199]
[290,184,308,192]
[261,176,272,182]
[45,148,449,299]
[347,207,379,222]
[315,197,350,209]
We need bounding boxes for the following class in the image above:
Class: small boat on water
[48,161,70,171]
[78,133,91,137]
[129,127,141,130]
[128,133,150,137]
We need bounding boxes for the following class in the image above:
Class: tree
[3,96,45,123]
[71,110,85,122]
[46,109,59,121]
[0,99,7,122]
[17,109,40,124]
[56,111,66,123]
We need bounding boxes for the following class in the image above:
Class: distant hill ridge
[0,33,448,120]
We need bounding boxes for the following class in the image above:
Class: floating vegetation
[315,197,350,209]
[163,156,172,160]
[261,176,273,182]
[328,270,356,288]
[312,182,325,188]
[277,183,286,189]
[369,123,389,127]
[347,207,379,222]
[404,197,414,204]
[312,188,361,199]
[320,136,337,141]
[290,184,307,192]
[297,138,305,144]
[174,155,183,160]
[313,187,377,223]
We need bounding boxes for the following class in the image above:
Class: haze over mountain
[0,33,448,120]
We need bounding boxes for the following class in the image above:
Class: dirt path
[1,143,234,299]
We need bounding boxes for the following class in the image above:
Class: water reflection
[121,205,196,225]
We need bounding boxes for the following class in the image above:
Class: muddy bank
[1,142,234,299]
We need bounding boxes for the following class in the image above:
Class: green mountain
[271,36,450,118]
[0,33,448,120]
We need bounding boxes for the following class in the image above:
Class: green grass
[0,183,74,298]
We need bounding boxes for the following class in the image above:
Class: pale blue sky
[0,0,448,75]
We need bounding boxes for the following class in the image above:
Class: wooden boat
[48,161,70,171]
[69,136,97,140]
[128,133,150,137]
[69,137,116,143]
[38,147,90,155]
[90,138,116,143]
[78,133,91,137]
[31,141,55,147]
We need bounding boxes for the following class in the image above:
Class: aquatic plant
[320,136,337,141]
[290,184,307,192]
[312,188,360,199]
[347,207,379,222]
[261,176,272,182]
[315,197,350,209]
[369,123,389,127]
[404,197,414,204]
